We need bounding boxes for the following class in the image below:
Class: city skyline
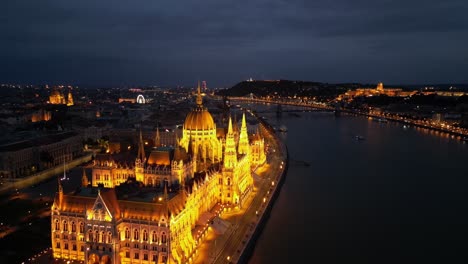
[1,0,468,87]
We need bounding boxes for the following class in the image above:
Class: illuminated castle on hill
[51,83,266,264]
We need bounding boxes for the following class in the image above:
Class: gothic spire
[227,116,233,135]
[154,126,161,148]
[137,128,146,162]
[82,168,89,187]
[241,111,247,129]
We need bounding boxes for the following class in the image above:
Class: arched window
[219,178,222,185]
[94,230,99,242]
[161,232,166,243]
[107,232,112,243]
[152,231,158,243]
[55,219,60,231]
[79,222,84,233]
[63,220,68,232]
[143,230,148,242]
[227,178,231,186]
[134,229,139,240]
[101,231,106,243]
[88,230,93,241]
[71,221,76,232]
[125,228,130,239]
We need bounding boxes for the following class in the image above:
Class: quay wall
[236,112,289,264]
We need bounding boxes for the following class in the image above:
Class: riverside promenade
[194,112,289,264]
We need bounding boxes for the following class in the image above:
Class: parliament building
[51,84,266,263]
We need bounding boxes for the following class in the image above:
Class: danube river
[247,106,468,264]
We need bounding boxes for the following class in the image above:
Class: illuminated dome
[184,106,215,131]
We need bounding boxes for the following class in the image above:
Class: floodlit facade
[51,83,266,263]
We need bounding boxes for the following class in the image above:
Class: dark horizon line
[1,80,468,89]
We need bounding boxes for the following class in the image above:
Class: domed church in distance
[50,83,266,263]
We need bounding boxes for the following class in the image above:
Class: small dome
[184,106,215,131]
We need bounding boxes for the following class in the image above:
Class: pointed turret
[154,126,161,148]
[227,116,233,135]
[223,116,237,169]
[238,111,250,154]
[137,128,146,162]
[81,168,89,187]
[67,89,74,106]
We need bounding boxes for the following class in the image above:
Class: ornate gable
[87,190,113,222]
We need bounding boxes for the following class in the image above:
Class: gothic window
[101,231,106,243]
[125,228,130,239]
[88,230,93,241]
[152,231,158,243]
[143,229,148,242]
[227,178,231,186]
[107,232,112,243]
[161,232,166,243]
[55,219,60,231]
[134,229,139,240]
[71,221,76,232]
[63,220,68,232]
[94,230,98,242]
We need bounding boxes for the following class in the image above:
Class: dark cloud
[1,0,467,86]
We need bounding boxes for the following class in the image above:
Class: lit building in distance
[49,87,74,106]
[339,82,416,101]
[51,83,266,263]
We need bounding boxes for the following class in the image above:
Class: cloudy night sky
[1,0,467,87]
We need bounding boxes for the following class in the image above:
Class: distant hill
[216,80,362,99]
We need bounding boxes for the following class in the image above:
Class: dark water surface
[248,110,468,264]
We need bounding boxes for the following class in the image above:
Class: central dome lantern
[183,82,215,131]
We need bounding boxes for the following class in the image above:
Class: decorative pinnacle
[228,116,233,134]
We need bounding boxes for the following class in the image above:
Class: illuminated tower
[82,168,89,187]
[221,117,239,204]
[67,89,74,106]
[238,112,249,155]
[223,117,237,169]
[135,129,146,182]
[154,126,161,148]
